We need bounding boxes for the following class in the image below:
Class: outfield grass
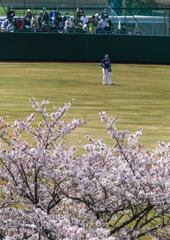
[0,62,169,154]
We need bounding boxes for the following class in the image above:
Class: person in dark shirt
[101,8,109,20]
[104,22,111,34]
[63,13,70,25]
[41,7,49,24]
[57,23,64,33]
[56,13,62,25]
[75,8,81,20]
[7,7,15,21]
[79,8,84,18]
[24,9,33,20]
[24,17,31,31]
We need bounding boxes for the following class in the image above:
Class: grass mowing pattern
[0,62,169,154]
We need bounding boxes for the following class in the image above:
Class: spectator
[82,23,88,32]
[49,23,58,32]
[94,14,100,33]
[1,18,9,32]
[38,12,45,31]
[80,13,88,25]
[88,16,97,33]
[79,8,84,18]
[24,9,33,20]
[99,18,107,32]
[64,17,73,33]
[57,23,64,33]
[101,8,109,20]
[7,7,15,21]
[80,14,89,32]
[63,13,70,25]
[56,13,62,25]
[107,17,112,24]
[72,19,77,31]
[7,21,14,32]
[24,17,31,31]
[136,28,141,35]
[41,7,49,24]
[96,23,101,33]
[15,17,23,32]
[75,20,84,33]
[49,8,58,24]
[89,15,97,24]
[104,22,111,34]
[49,17,59,32]
[95,13,100,22]
[75,8,81,20]
[106,18,113,32]
[31,14,38,32]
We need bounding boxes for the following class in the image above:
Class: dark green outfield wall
[0,33,170,64]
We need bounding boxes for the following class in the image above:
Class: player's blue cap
[105,54,109,57]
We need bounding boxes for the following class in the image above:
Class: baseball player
[100,54,114,85]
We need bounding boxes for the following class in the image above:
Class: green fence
[0,33,170,63]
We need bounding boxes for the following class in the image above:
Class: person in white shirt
[80,14,88,25]
[1,19,9,32]
[64,17,73,32]
[31,14,38,32]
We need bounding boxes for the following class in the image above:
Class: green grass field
[0,62,169,155]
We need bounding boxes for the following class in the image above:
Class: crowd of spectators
[1,7,115,34]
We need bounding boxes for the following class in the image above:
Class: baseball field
[0,62,170,154]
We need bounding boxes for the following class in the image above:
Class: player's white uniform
[102,68,112,85]
[100,57,113,85]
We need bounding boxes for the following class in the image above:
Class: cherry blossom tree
[60,112,170,239]
[0,98,169,240]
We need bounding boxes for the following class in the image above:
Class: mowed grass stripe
[0,62,169,154]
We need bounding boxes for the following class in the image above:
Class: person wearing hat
[100,54,114,85]
[24,9,33,20]
[101,8,109,20]
[41,7,49,24]
[7,7,15,21]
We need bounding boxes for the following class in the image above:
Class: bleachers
[1,1,169,35]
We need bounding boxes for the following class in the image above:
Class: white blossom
[0,99,169,240]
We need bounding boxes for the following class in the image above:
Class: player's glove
[108,68,112,72]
